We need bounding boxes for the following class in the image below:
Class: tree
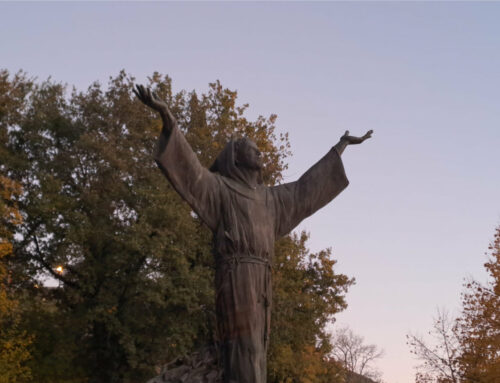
[0,174,32,382]
[407,309,461,383]
[269,233,353,383]
[331,326,384,382]
[407,226,500,383]
[1,69,352,383]
[456,226,500,383]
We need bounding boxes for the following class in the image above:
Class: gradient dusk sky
[1,2,499,382]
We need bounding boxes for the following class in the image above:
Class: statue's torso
[213,175,276,263]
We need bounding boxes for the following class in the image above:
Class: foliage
[408,226,500,383]
[456,226,500,383]
[0,171,32,382]
[0,69,352,383]
[269,232,353,383]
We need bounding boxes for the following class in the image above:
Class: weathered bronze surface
[135,85,372,383]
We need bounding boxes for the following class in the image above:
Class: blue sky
[2,2,499,382]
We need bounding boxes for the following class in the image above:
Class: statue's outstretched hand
[134,84,166,111]
[134,84,177,130]
[341,130,373,145]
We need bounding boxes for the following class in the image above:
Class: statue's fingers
[138,85,148,100]
[361,131,373,142]
[134,87,146,102]
[343,130,350,137]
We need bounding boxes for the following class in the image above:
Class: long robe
[155,126,349,383]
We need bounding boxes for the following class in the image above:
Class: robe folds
[154,126,349,383]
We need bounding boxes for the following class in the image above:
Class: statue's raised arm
[270,129,373,238]
[134,85,221,231]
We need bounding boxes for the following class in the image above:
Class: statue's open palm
[342,130,373,145]
[134,84,177,130]
[134,85,166,111]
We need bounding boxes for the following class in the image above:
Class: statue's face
[235,138,262,171]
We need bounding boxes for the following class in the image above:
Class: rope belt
[216,254,271,269]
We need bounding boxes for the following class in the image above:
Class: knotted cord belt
[216,254,271,269]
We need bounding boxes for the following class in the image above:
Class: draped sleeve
[154,126,221,232]
[269,147,349,238]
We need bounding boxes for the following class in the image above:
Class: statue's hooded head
[210,137,263,188]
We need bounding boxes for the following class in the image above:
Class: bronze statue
[134,85,372,383]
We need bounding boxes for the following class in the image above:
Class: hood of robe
[209,139,263,190]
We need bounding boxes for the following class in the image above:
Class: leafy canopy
[1,69,352,383]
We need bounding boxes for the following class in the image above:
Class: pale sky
[2,2,499,382]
